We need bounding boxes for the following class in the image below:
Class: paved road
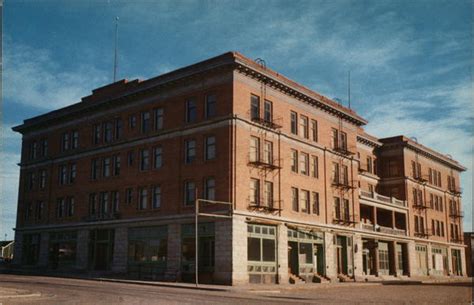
[0,274,471,305]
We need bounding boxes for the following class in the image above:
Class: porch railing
[359,190,407,207]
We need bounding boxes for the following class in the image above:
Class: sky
[1,0,472,240]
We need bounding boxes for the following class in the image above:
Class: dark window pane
[247,237,261,261]
[262,239,275,262]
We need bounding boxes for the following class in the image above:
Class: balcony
[332,212,357,225]
[450,237,464,244]
[247,197,282,213]
[359,190,407,208]
[449,210,464,219]
[412,201,430,209]
[413,175,428,184]
[448,186,462,195]
[251,116,282,130]
[248,154,282,170]
[414,228,433,238]
[333,145,356,156]
[377,226,407,236]
[331,179,355,190]
[82,212,121,222]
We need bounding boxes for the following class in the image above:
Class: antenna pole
[348,70,351,109]
[113,16,119,82]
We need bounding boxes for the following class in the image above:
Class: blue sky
[1,0,472,240]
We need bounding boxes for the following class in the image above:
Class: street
[0,274,471,305]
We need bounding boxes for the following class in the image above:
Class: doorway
[288,241,299,275]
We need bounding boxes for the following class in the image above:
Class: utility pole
[113,16,119,82]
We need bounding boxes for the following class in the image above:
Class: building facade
[12,52,467,284]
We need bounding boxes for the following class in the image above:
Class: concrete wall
[76,229,89,270]
[112,227,128,273]
[214,220,232,284]
[231,215,247,285]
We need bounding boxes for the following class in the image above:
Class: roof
[0,241,14,248]
[379,135,466,171]
[12,51,367,134]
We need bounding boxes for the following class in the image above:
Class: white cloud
[364,81,473,231]
[4,41,109,110]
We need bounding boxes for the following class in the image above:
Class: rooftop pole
[113,16,119,82]
[348,70,351,109]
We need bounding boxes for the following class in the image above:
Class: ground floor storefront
[13,215,468,285]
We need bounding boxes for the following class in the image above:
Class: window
[367,156,373,173]
[112,191,120,212]
[139,188,148,210]
[129,115,137,129]
[300,189,309,214]
[69,163,77,183]
[141,111,151,133]
[39,170,47,189]
[26,172,36,191]
[67,197,75,217]
[334,197,341,219]
[312,192,320,215]
[205,178,216,201]
[126,188,133,205]
[94,124,101,144]
[115,118,123,140]
[291,149,298,173]
[104,122,113,143]
[100,192,109,214]
[91,159,99,180]
[310,119,318,142]
[127,151,134,166]
[41,139,48,157]
[185,140,196,164]
[154,108,164,130]
[292,187,299,212]
[249,137,260,162]
[113,155,121,176]
[263,100,272,122]
[152,186,161,209]
[250,178,260,206]
[250,95,260,120]
[184,181,196,206]
[186,99,197,123]
[299,115,308,139]
[140,149,150,170]
[311,156,318,178]
[61,133,70,151]
[331,162,340,183]
[103,157,111,177]
[30,141,37,159]
[263,141,273,164]
[72,131,79,149]
[388,160,400,176]
[340,131,347,150]
[300,152,309,175]
[57,198,65,218]
[290,111,298,135]
[331,128,338,149]
[36,201,44,220]
[205,136,216,160]
[59,165,68,185]
[154,147,162,168]
[341,165,349,184]
[205,95,217,118]
[414,216,419,233]
[264,181,273,207]
[89,193,97,215]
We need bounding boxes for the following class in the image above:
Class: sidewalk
[0,287,41,299]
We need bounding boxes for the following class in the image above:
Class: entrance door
[314,244,325,275]
[95,243,109,270]
[288,241,299,275]
[336,236,348,275]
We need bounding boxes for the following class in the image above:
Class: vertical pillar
[373,207,377,226]
[324,231,337,279]
[214,220,233,284]
[374,240,379,276]
[392,212,396,229]
[232,215,248,285]
[277,224,289,284]
[76,229,89,270]
[112,227,128,273]
[165,223,181,281]
[459,247,467,277]
[38,232,50,267]
[391,241,398,276]
[407,241,417,276]
[353,234,364,279]
[447,246,453,275]
[12,231,23,266]
[426,243,433,276]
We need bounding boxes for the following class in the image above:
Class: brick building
[12,51,467,284]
